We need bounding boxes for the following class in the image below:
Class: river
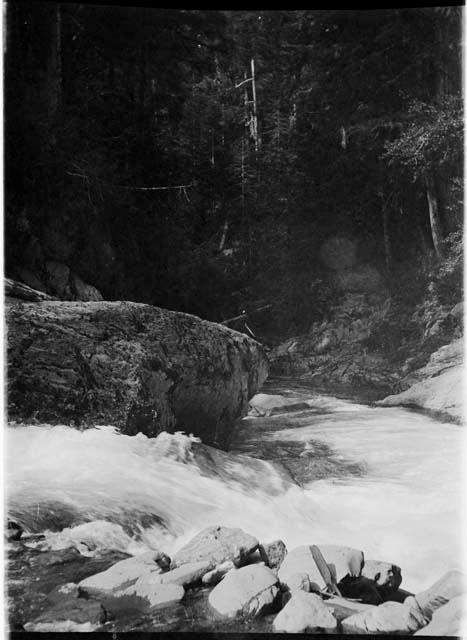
[7,381,464,596]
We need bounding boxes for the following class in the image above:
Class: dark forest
[5,6,463,339]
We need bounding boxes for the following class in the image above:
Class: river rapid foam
[6,391,465,594]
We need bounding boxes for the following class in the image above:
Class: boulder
[413,595,464,636]
[116,574,184,610]
[155,561,211,588]
[450,301,463,320]
[202,561,235,586]
[361,559,402,592]
[6,301,268,447]
[78,551,167,597]
[273,591,338,633]
[380,339,463,421]
[171,526,258,570]
[342,600,429,634]
[278,545,364,592]
[258,539,287,569]
[248,393,309,417]
[44,520,148,556]
[322,596,380,620]
[412,569,466,619]
[285,573,312,593]
[24,598,108,632]
[208,564,279,618]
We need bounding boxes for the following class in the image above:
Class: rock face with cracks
[6,300,268,447]
[273,591,338,633]
[278,545,364,592]
[208,564,279,618]
[342,600,429,634]
[170,526,259,570]
[78,551,167,596]
[379,339,463,421]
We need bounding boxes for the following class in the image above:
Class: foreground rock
[171,526,258,570]
[156,561,211,587]
[342,600,429,634]
[78,551,168,596]
[6,301,268,447]
[273,591,337,633]
[258,539,287,569]
[116,575,184,611]
[412,569,465,619]
[24,599,108,632]
[248,394,310,417]
[208,564,278,618]
[202,561,235,586]
[380,339,463,421]
[278,545,364,592]
[414,596,464,636]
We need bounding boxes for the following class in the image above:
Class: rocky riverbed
[269,293,463,423]
[6,522,465,635]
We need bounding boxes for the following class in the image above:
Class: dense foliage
[5,6,463,338]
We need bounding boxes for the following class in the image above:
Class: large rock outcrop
[379,339,463,421]
[6,301,268,447]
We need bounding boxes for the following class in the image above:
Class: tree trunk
[5,278,56,302]
[250,58,259,153]
[218,217,229,251]
[382,204,392,272]
[425,172,444,257]
[7,301,268,449]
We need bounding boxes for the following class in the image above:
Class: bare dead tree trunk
[218,218,229,251]
[382,201,392,271]
[56,4,62,112]
[250,58,259,153]
[425,171,444,257]
[378,166,392,271]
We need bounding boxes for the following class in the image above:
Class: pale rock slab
[414,595,465,636]
[273,591,338,633]
[156,561,211,587]
[278,544,363,591]
[208,564,278,618]
[119,574,184,609]
[171,526,258,570]
[78,551,166,596]
[413,569,466,619]
[342,600,429,634]
[286,572,312,593]
[202,561,235,586]
[248,393,309,417]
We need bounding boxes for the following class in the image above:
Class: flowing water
[7,382,465,595]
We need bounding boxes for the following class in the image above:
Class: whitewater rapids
[6,390,465,594]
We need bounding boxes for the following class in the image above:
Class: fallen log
[5,277,57,302]
[221,305,272,326]
[6,301,268,448]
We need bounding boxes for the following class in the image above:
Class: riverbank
[268,292,463,423]
[7,521,465,635]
